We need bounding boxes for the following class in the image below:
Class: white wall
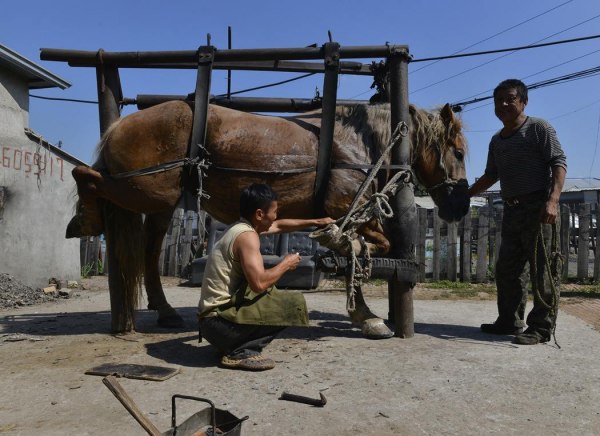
[0,68,80,288]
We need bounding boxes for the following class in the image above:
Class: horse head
[411,103,470,222]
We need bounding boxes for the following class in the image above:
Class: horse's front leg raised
[144,210,184,328]
[347,285,393,339]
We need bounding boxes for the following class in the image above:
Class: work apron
[215,280,309,327]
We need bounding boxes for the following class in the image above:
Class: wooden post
[561,204,570,281]
[488,194,495,267]
[388,48,415,338]
[168,208,184,277]
[432,207,441,282]
[460,209,472,283]
[91,236,102,275]
[440,221,448,279]
[180,210,195,278]
[495,209,503,270]
[476,210,489,283]
[158,234,168,276]
[196,210,208,258]
[595,205,600,281]
[577,203,590,281]
[447,222,458,281]
[417,208,427,282]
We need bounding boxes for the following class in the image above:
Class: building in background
[0,43,85,288]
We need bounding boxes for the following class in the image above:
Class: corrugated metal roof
[0,44,71,90]
[484,178,600,194]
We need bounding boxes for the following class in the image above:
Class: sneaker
[480,323,524,335]
[220,354,276,371]
[513,329,548,345]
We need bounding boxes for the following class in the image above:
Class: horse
[66,100,469,338]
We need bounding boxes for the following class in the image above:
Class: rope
[531,222,563,348]
[312,121,411,311]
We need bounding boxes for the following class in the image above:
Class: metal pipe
[67,59,374,75]
[227,26,232,100]
[388,48,416,339]
[130,94,369,112]
[40,45,407,64]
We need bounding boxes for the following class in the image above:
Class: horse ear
[440,103,456,125]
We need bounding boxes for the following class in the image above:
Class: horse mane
[90,117,124,171]
[334,103,467,163]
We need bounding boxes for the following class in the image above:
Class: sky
[3,0,600,182]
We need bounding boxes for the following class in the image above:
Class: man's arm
[468,174,498,198]
[235,232,301,294]
[262,217,335,235]
[540,165,566,224]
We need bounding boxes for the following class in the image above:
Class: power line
[30,94,98,104]
[590,107,600,178]
[465,98,600,132]
[453,46,600,105]
[458,66,600,113]
[410,15,600,95]
[410,0,574,75]
[412,33,600,64]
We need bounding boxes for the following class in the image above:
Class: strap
[331,164,410,170]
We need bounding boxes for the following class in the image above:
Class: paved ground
[0,280,599,436]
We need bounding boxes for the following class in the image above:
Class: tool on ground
[102,376,248,435]
[279,391,327,407]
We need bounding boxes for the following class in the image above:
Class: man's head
[493,79,528,126]
[240,184,280,231]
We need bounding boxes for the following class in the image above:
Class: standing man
[468,79,567,345]
[198,184,334,370]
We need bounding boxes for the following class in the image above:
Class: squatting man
[197,183,334,370]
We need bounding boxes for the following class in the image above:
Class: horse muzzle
[434,183,470,223]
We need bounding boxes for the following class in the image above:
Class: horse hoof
[361,318,393,339]
[157,314,185,328]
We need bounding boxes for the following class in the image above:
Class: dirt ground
[1,277,599,436]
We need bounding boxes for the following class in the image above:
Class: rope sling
[310,121,412,311]
[532,222,563,348]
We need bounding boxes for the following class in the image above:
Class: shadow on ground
[0,306,199,336]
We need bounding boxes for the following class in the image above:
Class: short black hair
[240,184,279,221]
[493,79,528,103]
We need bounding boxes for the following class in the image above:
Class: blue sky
[3,0,600,182]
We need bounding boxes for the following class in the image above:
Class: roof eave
[0,44,71,90]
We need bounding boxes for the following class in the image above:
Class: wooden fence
[79,208,208,278]
[416,202,599,283]
[80,202,599,282]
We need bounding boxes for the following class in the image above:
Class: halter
[415,142,468,196]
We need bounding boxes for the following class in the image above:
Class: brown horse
[67,100,469,337]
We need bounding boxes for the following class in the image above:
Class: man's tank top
[197,220,256,316]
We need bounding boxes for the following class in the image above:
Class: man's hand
[282,253,301,270]
[314,217,336,227]
[540,198,559,224]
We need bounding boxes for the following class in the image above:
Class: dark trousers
[199,316,285,359]
[495,199,559,340]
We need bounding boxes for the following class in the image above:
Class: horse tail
[104,200,145,332]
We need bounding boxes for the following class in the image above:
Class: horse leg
[144,210,184,328]
[357,219,391,256]
[347,284,393,339]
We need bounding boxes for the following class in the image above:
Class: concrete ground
[0,280,599,436]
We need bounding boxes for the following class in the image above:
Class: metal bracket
[185,45,214,192]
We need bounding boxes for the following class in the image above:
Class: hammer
[279,391,327,407]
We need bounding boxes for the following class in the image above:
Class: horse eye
[454,149,464,161]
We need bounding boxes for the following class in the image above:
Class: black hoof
[157,314,185,328]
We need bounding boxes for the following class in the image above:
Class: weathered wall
[0,69,80,288]
[0,68,29,136]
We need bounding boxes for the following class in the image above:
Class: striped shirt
[484,116,567,199]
